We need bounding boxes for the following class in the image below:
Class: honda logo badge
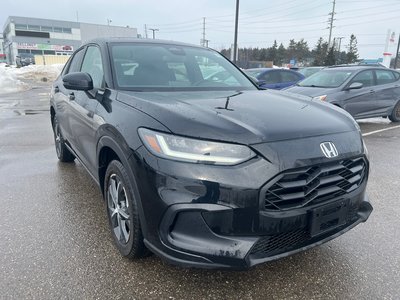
[320,142,338,158]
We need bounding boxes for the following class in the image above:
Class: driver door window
[81,46,104,89]
[351,70,374,88]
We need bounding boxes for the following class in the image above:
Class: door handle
[369,90,375,94]
[54,86,59,93]
[69,92,75,100]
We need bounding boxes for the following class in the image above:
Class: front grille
[264,157,366,210]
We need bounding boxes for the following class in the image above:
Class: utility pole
[327,0,336,48]
[395,34,400,69]
[233,0,240,64]
[336,36,345,52]
[76,11,79,22]
[149,28,159,39]
[335,36,345,64]
[201,17,206,47]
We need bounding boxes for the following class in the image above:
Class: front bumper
[144,193,372,269]
[132,133,372,269]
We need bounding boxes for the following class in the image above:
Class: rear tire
[104,160,149,259]
[52,116,75,162]
[389,101,400,122]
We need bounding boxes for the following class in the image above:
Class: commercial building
[0,37,5,62]
[2,16,138,65]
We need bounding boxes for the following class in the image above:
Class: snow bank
[13,64,64,82]
[0,65,29,94]
[0,64,65,95]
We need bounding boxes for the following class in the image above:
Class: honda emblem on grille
[320,142,338,158]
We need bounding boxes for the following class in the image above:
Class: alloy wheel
[107,174,131,244]
[54,122,62,157]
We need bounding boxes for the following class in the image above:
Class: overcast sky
[2,0,400,58]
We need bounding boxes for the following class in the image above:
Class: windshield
[298,69,354,88]
[298,67,323,77]
[110,43,256,91]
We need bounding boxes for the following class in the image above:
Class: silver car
[286,66,400,122]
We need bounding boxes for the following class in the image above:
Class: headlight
[312,95,327,101]
[138,128,256,165]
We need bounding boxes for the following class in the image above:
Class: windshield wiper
[299,84,328,88]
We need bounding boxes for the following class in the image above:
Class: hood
[284,85,337,98]
[117,89,358,145]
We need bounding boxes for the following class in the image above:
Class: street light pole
[233,0,239,64]
[148,28,159,39]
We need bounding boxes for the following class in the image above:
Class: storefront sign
[17,43,73,52]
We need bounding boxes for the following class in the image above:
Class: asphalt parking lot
[0,84,399,299]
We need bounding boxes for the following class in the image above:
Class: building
[0,36,5,62]
[2,16,138,65]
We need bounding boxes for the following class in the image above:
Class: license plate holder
[310,199,349,237]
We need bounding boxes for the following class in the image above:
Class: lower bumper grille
[263,157,366,210]
[250,206,359,257]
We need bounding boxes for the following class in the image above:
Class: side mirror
[63,72,93,91]
[256,79,267,87]
[247,75,267,88]
[346,82,363,90]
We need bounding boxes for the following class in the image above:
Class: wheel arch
[97,135,132,196]
[97,134,149,237]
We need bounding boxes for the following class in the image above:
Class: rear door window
[280,71,299,83]
[375,70,397,85]
[261,71,281,84]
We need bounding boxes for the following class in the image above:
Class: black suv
[50,38,372,269]
[286,66,400,122]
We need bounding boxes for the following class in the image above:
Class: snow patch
[0,65,29,94]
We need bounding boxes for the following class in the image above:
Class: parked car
[298,66,324,78]
[16,53,35,67]
[285,66,400,122]
[205,69,238,85]
[244,68,305,89]
[50,38,372,269]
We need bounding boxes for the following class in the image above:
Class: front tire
[104,160,148,259]
[389,101,400,122]
[52,116,75,162]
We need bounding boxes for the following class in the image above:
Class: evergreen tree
[324,46,336,66]
[312,37,328,66]
[286,39,297,62]
[346,34,359,64]
[258,48,268,61]
[276,43,286,66]
[296,39,309,62]
[267,40,278,64]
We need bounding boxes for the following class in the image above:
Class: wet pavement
[0,85,399,299]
